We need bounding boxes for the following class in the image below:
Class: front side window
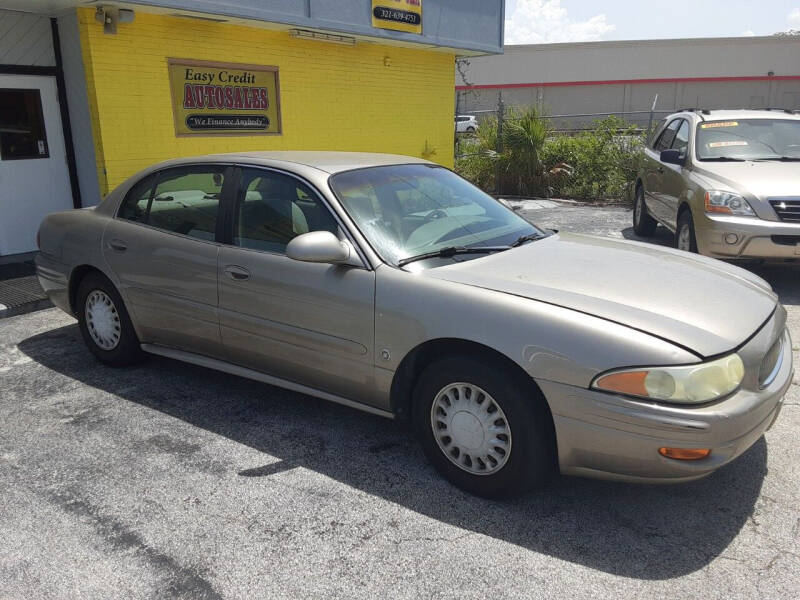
[0,89,49,160]
[696,119,800,161]
[654,119,681,152]
[672,120,690,157]
[329,164,542,266]
[119,165,225,241]
[235,168,338,253]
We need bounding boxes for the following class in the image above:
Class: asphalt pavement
[1,204,798,599]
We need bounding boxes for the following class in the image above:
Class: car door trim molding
[218,305,369,356]
[141,343,393,419]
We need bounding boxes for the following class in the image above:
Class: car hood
[694,160,799,201]
[423,233,777,358]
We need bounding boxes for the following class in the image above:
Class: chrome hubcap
[85,290,121,350]
[430,382,512,476]
[678,225,691,251]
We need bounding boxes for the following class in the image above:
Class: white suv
[455,115,478,134]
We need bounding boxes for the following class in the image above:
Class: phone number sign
[372,0,422,34]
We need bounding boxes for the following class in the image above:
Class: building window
[0,89,49,160]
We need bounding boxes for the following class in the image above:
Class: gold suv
[634,109,800,259]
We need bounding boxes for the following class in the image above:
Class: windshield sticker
[701,121,739,129]
[708,140,749,148]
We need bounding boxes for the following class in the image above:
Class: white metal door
[0,74,72,256]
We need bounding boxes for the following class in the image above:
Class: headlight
[704,191,755,216]
[592,353,745,404]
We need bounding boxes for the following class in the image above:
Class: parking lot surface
[1,204,798,599]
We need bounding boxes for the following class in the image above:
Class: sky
[504,0,800,44]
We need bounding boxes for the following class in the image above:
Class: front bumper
[541,312,793,483]
[695,213,800,260]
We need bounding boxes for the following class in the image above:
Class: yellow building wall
[75,8,455,195]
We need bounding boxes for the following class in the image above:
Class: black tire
[413,356,555,498]
[466,126,476,134]
[76,271,145,366]
[633,185,657,236]
[675,209,698,253]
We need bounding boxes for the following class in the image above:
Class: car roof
[669,109,800,121]
[144,151,434,175]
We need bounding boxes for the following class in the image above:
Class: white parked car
[455,115,478,134]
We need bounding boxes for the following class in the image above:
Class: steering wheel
[426,209,448,220]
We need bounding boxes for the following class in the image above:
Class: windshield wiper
[700,156,746,162]
[752,156,800,162]
[511,232,549,247]
[398,245,509,267]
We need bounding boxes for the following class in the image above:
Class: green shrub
[456,111,645,201]
[455,106,556,197]
[541,116,644,200]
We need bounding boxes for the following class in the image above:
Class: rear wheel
[77,272,144,366]
[633,185,657,236]
[413,356,555,498]
[466,126,476,134]
[676,210,698,253]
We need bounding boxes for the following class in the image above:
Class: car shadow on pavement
[620,225,674,247]
[19,325,769,581]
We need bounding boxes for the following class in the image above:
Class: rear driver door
[103,164,233,357]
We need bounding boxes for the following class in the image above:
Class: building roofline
[503,34,800,52]
[456,74,800,91]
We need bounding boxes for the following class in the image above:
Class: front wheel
[676,210,698,253]
[413,357,555,498]
[633,185,657,236]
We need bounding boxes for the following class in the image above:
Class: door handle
[108,239,127,252]
[224,265,250,281]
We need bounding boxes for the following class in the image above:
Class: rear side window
[148,167,224,241]
[118,166,225,242]
[119,174,155,223]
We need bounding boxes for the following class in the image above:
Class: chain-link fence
[454,96,665,199]
[455,96,673,158]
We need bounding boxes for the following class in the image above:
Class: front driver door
[217,167,376,405]
[643,118,681,226]
[660,119,691,230]
[103,164,231,356]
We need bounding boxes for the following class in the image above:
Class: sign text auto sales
[167,59,281,136]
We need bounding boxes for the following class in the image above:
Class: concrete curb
[0,298,53,320]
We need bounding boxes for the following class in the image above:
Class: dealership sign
[372,0,422,34]
[167,59,281,136]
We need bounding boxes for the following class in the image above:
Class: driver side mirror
[286,231,351,264]
[660,149,686,167]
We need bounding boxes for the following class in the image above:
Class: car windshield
[329,164,542,267]
[696,118,800,161]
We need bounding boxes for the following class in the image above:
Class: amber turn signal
[658,447,712,461]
